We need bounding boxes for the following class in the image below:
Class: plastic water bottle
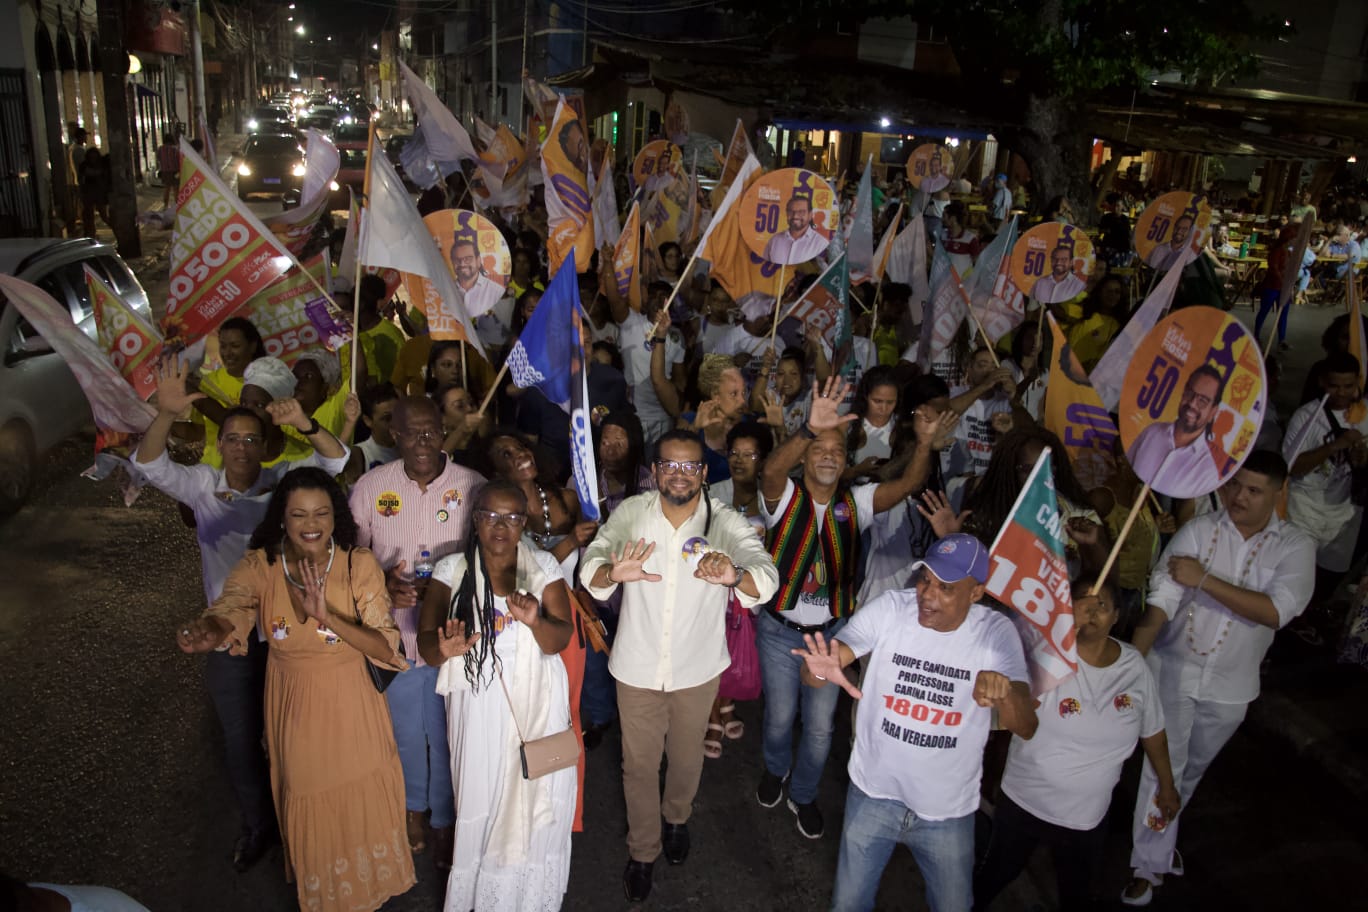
[414,546,434,596]
[1239,239,1249,258]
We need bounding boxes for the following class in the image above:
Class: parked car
[236,133,306,200]
[0,238,153,513]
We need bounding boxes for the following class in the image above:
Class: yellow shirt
[359,319,406,387]
[1067,313,1120,371]
[196,368,244,470]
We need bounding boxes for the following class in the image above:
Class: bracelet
[606,564,617,585]
[814,674,827,681]
[302,416,322,436]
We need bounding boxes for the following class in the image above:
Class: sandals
[704,723,724,759]
[720,704,744,740]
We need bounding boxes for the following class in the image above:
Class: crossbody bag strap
[495,666,527,746]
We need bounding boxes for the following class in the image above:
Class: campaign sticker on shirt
[739,168,839,267]
[905,143,953,193]
[316,625,340,646]
[1113,693,1134,712]
[376,491,402,517]
[1058,697,1082,718]
[436,509,450,524]
[831,501,851,523]
[271,616,290,640]
[682,536,712,569]
[1134,191,1213,272]
[1120,308,1266,499]
[1008,222,1095,305]
[442,489,462,506]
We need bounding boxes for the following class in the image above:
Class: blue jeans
[831,783,975,912]
[580,600,619,728]
[756,611,846,805]
[1255,287,1289,344]
[204,637,272,834]
[385,662,454,828]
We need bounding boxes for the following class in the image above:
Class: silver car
[0,238,152,513]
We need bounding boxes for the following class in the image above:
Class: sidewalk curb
[1245,690,1368,803]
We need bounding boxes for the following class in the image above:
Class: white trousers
[1129,682,1248,882]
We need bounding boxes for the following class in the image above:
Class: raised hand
[806,377,857,434]
[153,357,205,416]
[343,392,362,425]
[571,520,600,547]
[436,619,481,659]
[608,539,662,584]
[917,490,970,537]
[790,632,861,699]
[931,410,960,450]
[1065,516,1103,546]
[506,590,542,627]
[266,397,310,431]
[990,411,1015,435]
[760,391,784,429]
[297,557,331,625]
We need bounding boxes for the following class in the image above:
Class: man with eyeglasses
[136,359,350,873]
[756,377,939,841]
[581,429,779,902]
[449,236,504,318]
[1125,365,1224,499]
[349,396,487,869]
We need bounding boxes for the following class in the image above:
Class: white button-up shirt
[1149,510,1314,704]
[1126,422,1223,499]
[581,491,779,691]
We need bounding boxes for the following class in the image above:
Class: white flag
[697,154,761,260]
[1089,247,1191,411]
[847,154,875,283]
[591,156,621,248]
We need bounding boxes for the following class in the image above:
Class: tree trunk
[1006,93,1097,227]
[96,0,141,257]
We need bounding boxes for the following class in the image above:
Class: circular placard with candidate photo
[632,140,683,194]
[1009,222,1096,305]
[905,143,954,193]
[739,168,839,267]
[1119,306,1267,499]
[403,209,511,325]
[1135,191,1214,273]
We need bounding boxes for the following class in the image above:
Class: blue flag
[508,250,602,520]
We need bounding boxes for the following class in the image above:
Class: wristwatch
[302,416,322,436]
[726,563,746,588]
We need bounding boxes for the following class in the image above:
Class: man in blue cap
[792,532,1038,912]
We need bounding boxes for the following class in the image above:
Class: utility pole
[189,0,207,136]
[95,0,140,256]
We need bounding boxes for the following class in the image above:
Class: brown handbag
[496,666,581,780]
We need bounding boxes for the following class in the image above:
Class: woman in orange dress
[176,467,416,911]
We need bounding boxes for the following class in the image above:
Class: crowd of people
[88,139,1365,912]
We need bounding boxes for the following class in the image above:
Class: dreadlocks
[963,426,1093,545]
[448,480,528,690]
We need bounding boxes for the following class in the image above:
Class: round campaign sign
[1009,222,1095,304]
[1119,306,1267,499]
[1135,191,1214,273]
[403,209,511,321]
[632,140,682,194]
[905,143,953,193]
[739,167,839,267]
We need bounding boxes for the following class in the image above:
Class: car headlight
[237,163,252,176]
[330,180,340,191]
[247,119,258,130]
[292,163,307,177]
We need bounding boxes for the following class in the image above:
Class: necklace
[281,539,336,590]
[1185,522,1270,657]
[530,484,553,545]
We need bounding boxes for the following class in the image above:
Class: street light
[295,24,305,35]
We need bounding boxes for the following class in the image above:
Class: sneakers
[787,798,824,839]
[756,770,786,808]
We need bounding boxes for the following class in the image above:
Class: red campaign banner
[163,140,295,349]
[240,253,331,367]
[86,266,162,400]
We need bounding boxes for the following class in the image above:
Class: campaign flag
[827,255,859,389]
[359,139,485,356]
[683,150,702,248]
[591,156,621,248]
[1043,313,1118,489]
[507,250,601,520]
[613,201,643,311]
[886,213,928,321]
[541,97,594,274]
[399,61,478,176]
[265,128,340,255]
[985,446,1080,696]
[711,118,754,209]
[786,253,851,348]
[163,139,295,350]
[469,120,531,212]
[1089,246,1189,411]
[847,155,875,284]
[977,218,1026,343]
[241,252,332,367]
[1347,266,1368,424]
[870,203,903,285]
[697,154,784,314]
[916,247,968,373]
[522,71,562,125]
[86,266,162,400]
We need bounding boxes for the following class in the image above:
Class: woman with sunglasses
[417,481,577,911]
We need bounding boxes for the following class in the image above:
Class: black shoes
[232,824,279,873]
[623,858,654,902]
[662,822,690,865]
[757,770,786,808]
[787,798,824,839]
[583,721,613,752]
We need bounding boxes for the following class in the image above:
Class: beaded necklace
[281,539,336,591]
[1185,522,1271,657]
[529,484,553,546]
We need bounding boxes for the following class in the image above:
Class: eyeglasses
[728,450,761,462]
[474,510,528,528]
[394,429,441,445]
[221,434,264,448]
[655,459,705,477]
[453,255,479,266]
[1180,388,1215,410]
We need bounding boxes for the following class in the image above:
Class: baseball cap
[914,533,989,585]
[995,173,1008,183]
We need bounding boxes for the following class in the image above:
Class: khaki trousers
[616,675,720,862]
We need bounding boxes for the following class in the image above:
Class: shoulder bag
[495,665,580,780]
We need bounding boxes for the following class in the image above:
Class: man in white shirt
[136,360,349,873]
[792,532,1037,912]
[1122,451,1314,906]
[756,379,937,840]
[1031,245,1086,304]
[1125,365,1225,498]
[581,430,779,902]
[991,174,1013,230]
[946,347,1016,478]
[610,282,686,443]
[717,310,787,388]
[1145,214,1194,272]
[763,194,829,265]
[448,236,505,317]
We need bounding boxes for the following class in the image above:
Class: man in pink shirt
[349,396,485,868]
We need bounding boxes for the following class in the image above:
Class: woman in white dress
[417,481,577,912]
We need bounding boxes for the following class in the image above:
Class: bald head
[393,395,442,427]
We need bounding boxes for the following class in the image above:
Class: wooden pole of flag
[769,261,789,345]
[461,340,468,388]
[351,122,378,386]
[663,250,702,313]
[951,272,998,366]
[478,360,510,416]
[1090,481,1152,596]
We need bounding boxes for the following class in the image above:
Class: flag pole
[769,261,789,345]
[478,359,510,415]
[352,122,377,386]
[952,268,998,366]
[663,250,701,312]
[1089,481,1153,596]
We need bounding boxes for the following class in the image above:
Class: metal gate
[0,69,41,238]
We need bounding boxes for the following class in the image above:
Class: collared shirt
[460,272,506,318]
[349,456,487,665]
[1031,272,1086,304]
[763,225,828,265]
[1149,510,1315,704]
[581,491,779,691]
[1126,422,1223,499]
[137,448,350,607]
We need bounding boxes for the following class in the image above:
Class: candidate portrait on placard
[449,235,505,317]
[906,143,952,193]
[1125,363,1225,497]
[763,192,828,265]
[1031,244,1088,304]
[1144,213,1195,271]
[740,168,839,268]
[558,116,590,179]
[1134,191,1213,273]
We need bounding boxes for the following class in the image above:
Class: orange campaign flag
[697,156,784,312]
[871,204,904,284]
[86,265,162,400]
[710,118,754,210]
[614,201,643,312]
[540,98,594,274]
[1043,313,1120,490]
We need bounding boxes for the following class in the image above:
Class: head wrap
[296,349,342,389]
[242,356,297,401]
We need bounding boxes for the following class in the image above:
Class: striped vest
[767,485,861,619]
